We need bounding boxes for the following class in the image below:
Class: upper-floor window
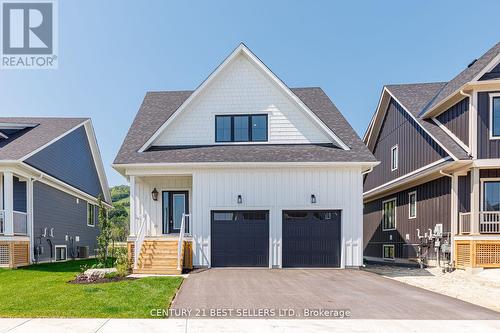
[390,145,398,171]
[215,114,268,143]
[491,96,500,138]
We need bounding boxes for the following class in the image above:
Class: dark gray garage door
[211,210,269,267]
[282,210,341,267]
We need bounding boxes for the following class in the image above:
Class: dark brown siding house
[363,42,500,270]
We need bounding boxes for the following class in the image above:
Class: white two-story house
[113,44,377,274]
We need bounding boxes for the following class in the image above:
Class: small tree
[96,195,111,267]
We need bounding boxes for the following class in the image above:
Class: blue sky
[2,0,499,186]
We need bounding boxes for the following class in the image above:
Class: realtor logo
[1,0,58,69]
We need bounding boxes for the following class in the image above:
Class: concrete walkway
[1,318,500,333]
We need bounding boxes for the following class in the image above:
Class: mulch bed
[69,273,134,284]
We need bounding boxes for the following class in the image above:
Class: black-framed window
[215,114,268,142]
[492,97,500,137]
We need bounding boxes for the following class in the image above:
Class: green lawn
[0,260,183,318]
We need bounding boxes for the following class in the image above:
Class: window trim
[382,197,397,231]
[480,178,500,211]
[87,203,96,227]
[390,145,398,171]
[382,244,395,260]
[215,114,269,143]
[408,191,417,219]
[55,245,67,261]
[489,93,500,140]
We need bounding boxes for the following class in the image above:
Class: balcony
[0,210,28,236]
[459,211,500,234]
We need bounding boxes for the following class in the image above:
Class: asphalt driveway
[170,269,500,319]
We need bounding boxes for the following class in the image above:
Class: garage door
[282,210,341,267]
[211,210,269,267]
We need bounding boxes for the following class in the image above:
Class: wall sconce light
[237,195,243,204]
[151,188,159,201]
[311,194,316,204]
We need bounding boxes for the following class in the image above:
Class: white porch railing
[0,211,4,234]
[480,211,500,234]
[0,210,27,235]
[459,211,500,234]
[134,215,147,270]
[459,212,471,234]
[177,213,190,271]
[13,211,27,235]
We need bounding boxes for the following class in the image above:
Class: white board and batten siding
[131,176,192,237]
[151,53,331,146]
[130,167,364,268]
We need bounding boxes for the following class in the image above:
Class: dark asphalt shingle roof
[0,117,88,160]
[385,83,470,160]
[114,88,377,164]
[421,42,500,115]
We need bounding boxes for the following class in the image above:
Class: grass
[0,259,183,318]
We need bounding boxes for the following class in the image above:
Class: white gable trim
[138,44,350,152]
[18,120,112,204]
[365,87,459,161]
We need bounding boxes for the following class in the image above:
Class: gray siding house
[0,118,111,267]
[363,42,500,269]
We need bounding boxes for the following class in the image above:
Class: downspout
[30,172,43,263]
[438,169,454,269]
[460,89,474,158]
[361,167,374,176]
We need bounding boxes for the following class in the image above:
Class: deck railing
[459,211,500,234]
[459,212,471,234]
[177,213,190,271]
[0,210,4,234]
[479,211,500,234]
[134,215,146,269]
[13,211,27,235]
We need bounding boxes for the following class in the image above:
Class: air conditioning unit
[77,246,89,259]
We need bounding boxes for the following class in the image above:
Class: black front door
[162,191,189,234]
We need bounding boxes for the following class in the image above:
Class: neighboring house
[363,42,500,269]
[0,118,111,268]
[113,44,377,274]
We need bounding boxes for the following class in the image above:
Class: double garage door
[211,210,341,267]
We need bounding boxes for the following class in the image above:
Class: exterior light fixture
[237,195,243,204]
[151,188,159,201]
[311,194,316,204]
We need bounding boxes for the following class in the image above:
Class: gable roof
[420,42,500,117]
[0,117,111,204]
[0,117,87,160]
[365,83,470,161]
[139,44,350,151]
[114,88,377,165]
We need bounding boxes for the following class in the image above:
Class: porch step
[133,239,187,275]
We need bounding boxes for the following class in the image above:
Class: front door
[162,191,189,234]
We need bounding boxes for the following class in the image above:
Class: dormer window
[215,114,268,143]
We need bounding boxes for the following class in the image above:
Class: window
[382,198,396,230]
[390,145,398,171]
[215,115,268,142]
[87,203,96,227]
[408,191,417,219]
[55,245,67,261]
[491,96,500,138]
[482,181,500,211]
[383,245,395,260]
